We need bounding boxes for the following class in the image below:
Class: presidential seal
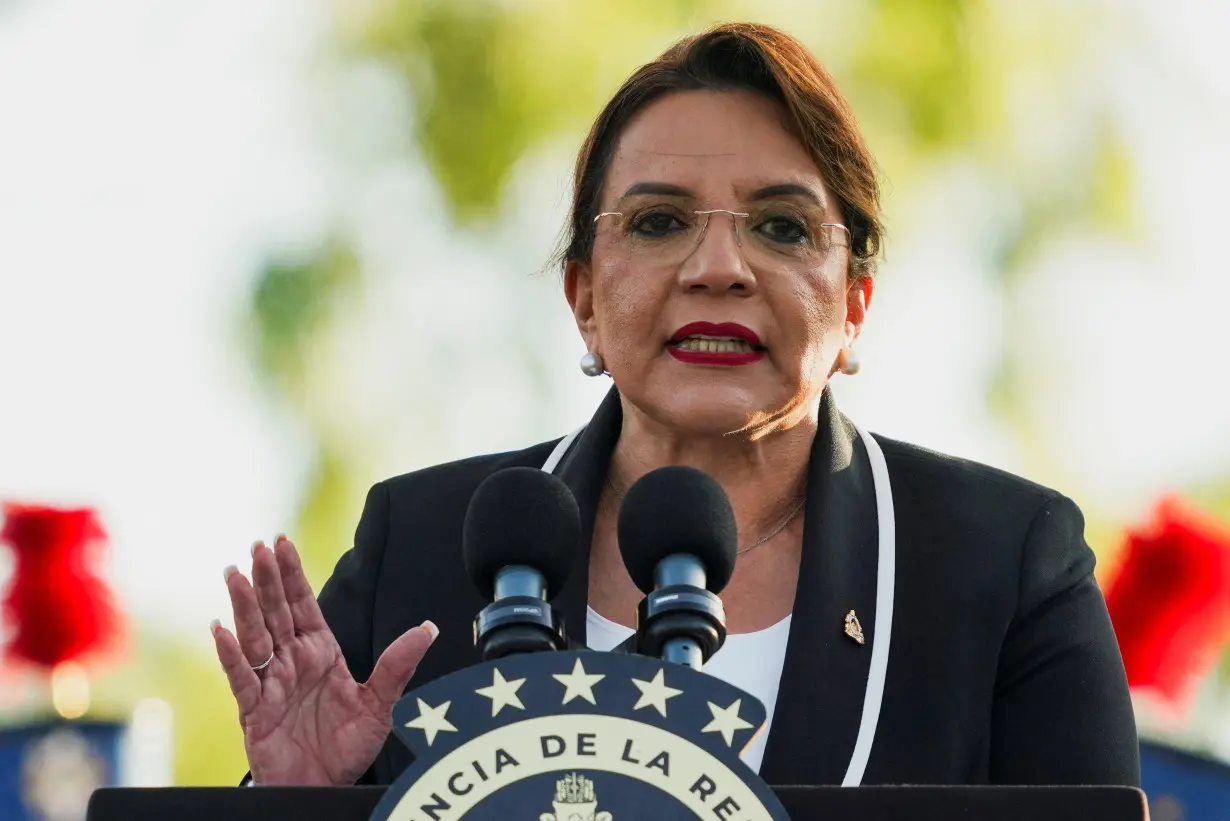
[368,650,790,821]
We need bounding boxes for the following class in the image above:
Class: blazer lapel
[542,385,883,786]
[759,389,881,786]
[549,386,623,648]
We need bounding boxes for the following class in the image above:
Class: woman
[212,22,1139,789]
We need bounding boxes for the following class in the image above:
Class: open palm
[212,537,436,786]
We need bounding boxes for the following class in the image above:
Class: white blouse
[584,606,791,774]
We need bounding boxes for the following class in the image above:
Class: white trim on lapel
[541,426,585,475]
[842,424,896,787]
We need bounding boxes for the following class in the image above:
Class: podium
[87,784,1149,821]
[88,649,1148,821]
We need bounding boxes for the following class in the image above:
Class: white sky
[0,0,1228,644]
[0,0,330,638]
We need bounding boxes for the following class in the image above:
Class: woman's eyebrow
[619,181,694,199]
[747,183,825,207]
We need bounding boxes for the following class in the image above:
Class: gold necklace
[605,474,806,556]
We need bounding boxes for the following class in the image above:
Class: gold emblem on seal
[540,773,612,821]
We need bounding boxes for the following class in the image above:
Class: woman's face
[566,89,872,437]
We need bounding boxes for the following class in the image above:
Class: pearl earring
[838,347,861,375]
[579,351,606,377]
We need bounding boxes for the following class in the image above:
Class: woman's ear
[845,275,873,343]
[565,259,598,348]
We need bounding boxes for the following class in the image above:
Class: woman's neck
[608,398,818,533]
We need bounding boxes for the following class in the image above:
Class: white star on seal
[553,658,605,705]
[474,668,527,717]
[701,699,754,746]
[630,669,683,717]
[403,698,457,745]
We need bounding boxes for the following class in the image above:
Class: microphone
[463,467,579,661]
[617,466,738,669]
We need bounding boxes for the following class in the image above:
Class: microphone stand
[633,555,728,670]
[473,565,567,661]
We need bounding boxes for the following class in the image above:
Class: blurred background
[1,0,1229,816]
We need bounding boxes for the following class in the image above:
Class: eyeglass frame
[592,208,851,259]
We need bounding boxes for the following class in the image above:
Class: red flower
[1103,496,1230,708]
[0,503,123,670]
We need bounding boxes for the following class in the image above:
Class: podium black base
[87,784,1148,821]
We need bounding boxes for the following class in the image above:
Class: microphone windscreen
[463,467,580,600]
[617,466,737,595]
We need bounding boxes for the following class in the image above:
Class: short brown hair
[560,22,883,281]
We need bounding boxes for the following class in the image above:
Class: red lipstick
[666,322,765,366]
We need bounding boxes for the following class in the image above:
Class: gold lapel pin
[844,610,865,645]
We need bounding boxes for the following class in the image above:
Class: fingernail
[250,541,264,558]
[275,533,288,547]
[420,620,439,642]
[223,564,239,582]
[209,618,221,635]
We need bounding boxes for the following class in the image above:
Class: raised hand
[211,536,437,786]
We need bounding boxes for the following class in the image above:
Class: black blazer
[316,387,1139,787]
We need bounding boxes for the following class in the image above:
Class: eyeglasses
[592,204,849,268]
